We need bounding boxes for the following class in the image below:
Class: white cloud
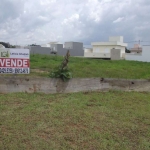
[37,16,49,22]
[0,0,150,46]
[62,14,80,25]
[113,17,124,23]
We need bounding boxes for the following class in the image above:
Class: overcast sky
[0,0,150,47]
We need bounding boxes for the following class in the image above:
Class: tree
[125,47,130,53]
[0,42,16,48]
[0,42,10,48]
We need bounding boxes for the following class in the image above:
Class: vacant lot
[0,91,150,150]
[30,54,150,79]
[2,54,150,79]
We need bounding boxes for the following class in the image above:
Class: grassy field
[1,54,150,79]
[0,91,150,150]
[30,54,150,79]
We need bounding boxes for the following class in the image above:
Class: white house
[84,36,127,59]
[126,45,150,62]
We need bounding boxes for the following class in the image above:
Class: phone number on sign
[0,68,29,74]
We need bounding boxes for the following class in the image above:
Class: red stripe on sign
[0,58,30,67]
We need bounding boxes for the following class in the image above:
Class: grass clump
[49,51,72,81]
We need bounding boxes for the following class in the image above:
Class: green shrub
[49,50,72,81]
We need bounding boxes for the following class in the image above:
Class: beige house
[84,36,127,59]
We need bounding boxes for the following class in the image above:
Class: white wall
[84,52,110,58]
[109,36,123,42]
[92,45,125,58]
[84,48,92,53]
[126,46,150,62]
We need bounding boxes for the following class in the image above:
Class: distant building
[126,45,150,62]
[29,41,84,57]
[29,37,128,59]
[14,45,24,49]
[40,42,59,48]
[29,45,51,55]
[84,36,127,59]
[51,42,84,56]
[130,44,142,53]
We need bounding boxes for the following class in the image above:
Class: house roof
[91,42,127,47]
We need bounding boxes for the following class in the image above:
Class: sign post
[0,49,30,74]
